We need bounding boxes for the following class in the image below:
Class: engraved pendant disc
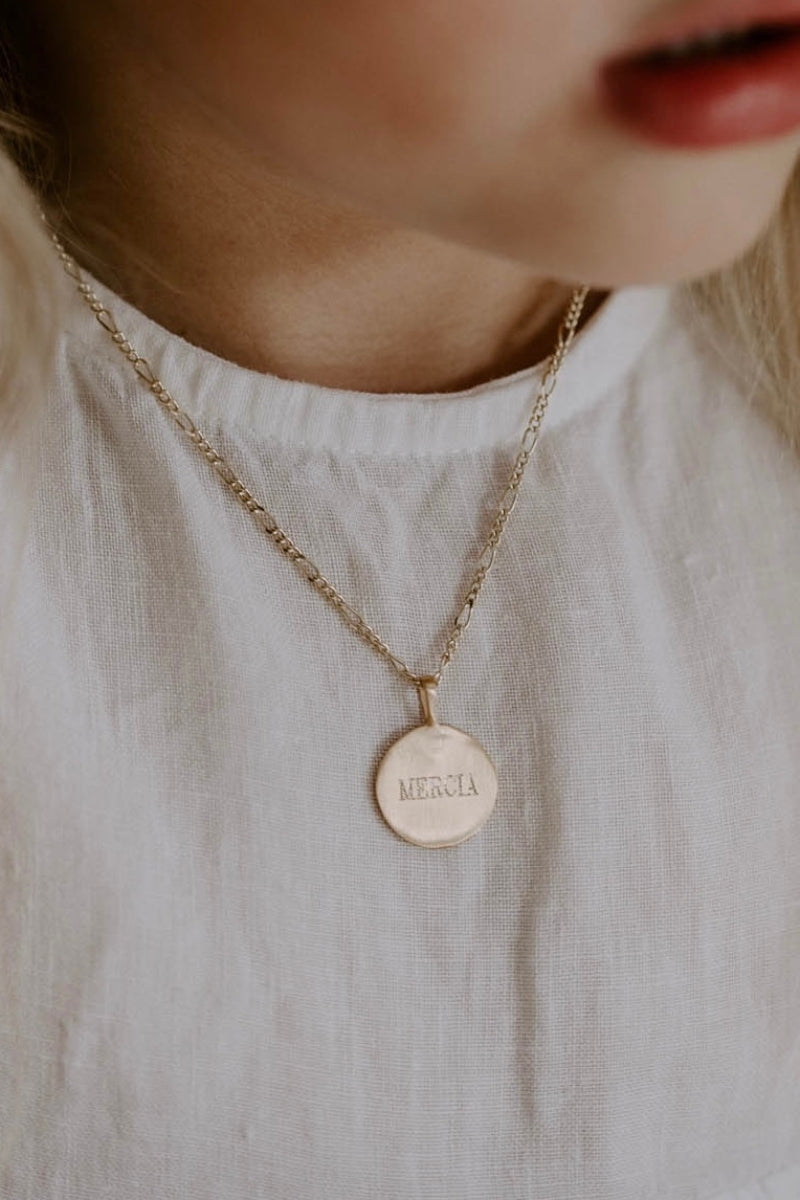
[375,722,498,849]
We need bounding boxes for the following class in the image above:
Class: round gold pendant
[375,678,497,848]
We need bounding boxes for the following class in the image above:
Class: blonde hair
[684,165,800,456]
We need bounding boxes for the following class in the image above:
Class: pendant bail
[417,676,440,726]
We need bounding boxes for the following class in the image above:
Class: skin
[27,0,800,393]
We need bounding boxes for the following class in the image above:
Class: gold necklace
[47,222,589,849]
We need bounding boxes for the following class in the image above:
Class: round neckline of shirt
[68,266,674,457]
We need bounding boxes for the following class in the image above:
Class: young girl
[2,0,799,1196]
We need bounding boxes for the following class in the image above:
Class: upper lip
[613,0,800,59]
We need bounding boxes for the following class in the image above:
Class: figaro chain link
[47,223,588,691]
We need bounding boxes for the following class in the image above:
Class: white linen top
[1,269,799,1200]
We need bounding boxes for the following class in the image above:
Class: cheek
[129,0,576,161]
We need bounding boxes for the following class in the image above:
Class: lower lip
[598,28,800,147]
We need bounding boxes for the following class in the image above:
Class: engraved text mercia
[398,773,479,801]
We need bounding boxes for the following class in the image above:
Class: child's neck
[42,4,604,395]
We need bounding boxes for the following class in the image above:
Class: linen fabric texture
[1,272,799,1199]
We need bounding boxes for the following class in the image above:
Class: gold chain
[47,223,588,690]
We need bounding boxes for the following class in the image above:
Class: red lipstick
[598,0,800,147]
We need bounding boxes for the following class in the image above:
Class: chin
[471,187,790,290]
[587,212,784,288]
[440,134,800,289]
